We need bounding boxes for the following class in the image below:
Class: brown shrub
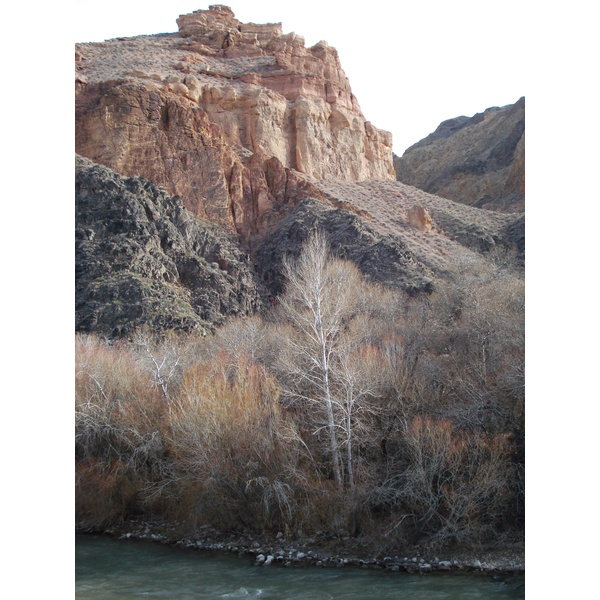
[167,353,299,531]
[397,416,513,547]
[75,334,170,524]
[367,416,513,548]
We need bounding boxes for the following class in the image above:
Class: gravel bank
[77,519,524,574]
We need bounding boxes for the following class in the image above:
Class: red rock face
[75,5,394,238]
[76,79,329,238]
[76,80,236,226]
[407,205,434,233]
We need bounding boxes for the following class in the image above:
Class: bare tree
[134,331,183,401]
[277,231,363,494]
[332,338,381,501]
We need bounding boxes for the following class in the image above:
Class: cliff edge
[76,5,395,238]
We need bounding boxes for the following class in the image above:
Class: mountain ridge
[393,97,525,213]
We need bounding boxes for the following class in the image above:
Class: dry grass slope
[308,177,523,274]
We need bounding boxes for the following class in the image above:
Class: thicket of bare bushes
[75,234,524,549]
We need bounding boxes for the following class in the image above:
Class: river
[76,533,524,599]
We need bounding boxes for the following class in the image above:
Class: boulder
[407,205,433,232]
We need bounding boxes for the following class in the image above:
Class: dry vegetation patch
[76,233,524,550]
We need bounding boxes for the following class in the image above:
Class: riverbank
[76,519,524,575]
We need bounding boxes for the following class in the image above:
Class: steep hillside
[76,155,265,337]
[393,98,525,213]
[309,177,525,271]
[256,199,434,296]
[76,5,394,238]
[77,152,527,337]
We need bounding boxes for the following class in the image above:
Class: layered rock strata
[75,5,395,237]
[393,98,525,213]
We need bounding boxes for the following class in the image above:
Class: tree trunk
[322,353,342,492]
[347,411,354,501]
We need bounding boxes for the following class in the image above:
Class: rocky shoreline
[76,519,524,575]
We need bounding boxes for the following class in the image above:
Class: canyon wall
[75,5,395,237]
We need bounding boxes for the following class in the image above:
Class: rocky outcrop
[75,156,264,337]
[174,6,393,181]
[75,5,395,238]
[407,205,433,232]
[393,98,524,213]
[256,199,433,296]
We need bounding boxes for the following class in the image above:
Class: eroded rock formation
[407,205,433,233]
[75,5,395,238]
[256,199,433,297]
[75,156,265,337]
[393,98,525,213]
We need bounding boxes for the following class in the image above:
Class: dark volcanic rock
[256,199,433,296]
[393,98,524,213]
[76,156,264,338]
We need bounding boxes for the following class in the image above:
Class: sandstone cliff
[75,5,395,237]
[393,98,525,213]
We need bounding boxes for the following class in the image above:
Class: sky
[73,0,528,155]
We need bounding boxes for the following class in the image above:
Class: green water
[76,534,524,599]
